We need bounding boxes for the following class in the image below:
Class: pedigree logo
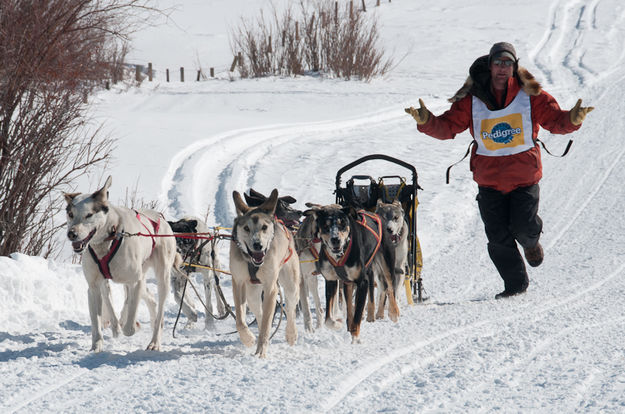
[479,113,525,150]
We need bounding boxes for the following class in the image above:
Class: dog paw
[351,335,362,345]
[325,318,342,331]
[286,327,298,345]
[239,328,256,348]
[91,340,104,353]
[255,344,268,358]
[146,342,160,351]
[111,323,121,338]
[367,314,376,322]
[376,312,385,320]
[123,323,136,337]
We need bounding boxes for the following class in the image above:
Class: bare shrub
[230,0,392,80]
[0,0,161,258]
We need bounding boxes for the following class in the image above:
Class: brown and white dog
[65,176,176,352]
[229,189,301,358]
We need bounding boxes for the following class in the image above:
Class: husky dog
[65,176,176,352]
[307,204,400,343]
[375,199,409,318]
[230,189,301,358]
[244,189,323,332]
[167,216,227,329]
[294,203,327,331]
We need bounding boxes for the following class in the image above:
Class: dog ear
[342,205,358,219]
[188,219,198,230]
[392,199,401,206]
[377,198,384,207]
[305,202,321,209]
[92,176,112,203]
[279,195,297,204]
[233,191,251,216]
[260,189,279,215]
[244,189,265,207]
[64,192,80,204]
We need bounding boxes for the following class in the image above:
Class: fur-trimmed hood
[448,55,541,108]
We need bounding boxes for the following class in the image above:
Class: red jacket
[418,58,580,193]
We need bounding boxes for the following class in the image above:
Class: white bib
[472,90,534,156]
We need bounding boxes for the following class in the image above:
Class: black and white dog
[168,216,227,329]
[307,204,400,343]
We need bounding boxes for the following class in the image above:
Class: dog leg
[350,282,368,344]
[122,280,143,337]
[99,280,121,338]
[383,266,400,323]
[344,282,355,331]
[281,260,300,345]
[203,268,216,330]
[212,255,228,317]
[256,284,278,358]
[147,258,171,351]
[367,272,376,322]
[232,278,256,348]
[308,274,324,329]
[87,284,104,352]
[141,283,158,331]
[376,273,386,320]
[324,280,342,330]
[298,272,314,333]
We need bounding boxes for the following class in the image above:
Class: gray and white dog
[168,216,227,329]
[375,199,409,316]
[65,176,177,352]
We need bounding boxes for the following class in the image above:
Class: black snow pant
[477,184,542,293]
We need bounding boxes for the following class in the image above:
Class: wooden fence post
[295,21,299,41]
[361,0,366,12]
[230,55,238,72]
[135,65,141,82]
[268,35,272,53]
[350,1,353,18]
[238,52,242,68]
[335,1,338,22]
[148,62,153,81]
[166,68,170,82]
[376,0,380,6]
[196,70,201,81]
[180,67,184,82]
[210,67,214,77]
[282,30,286,47]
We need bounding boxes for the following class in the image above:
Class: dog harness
[88,213,162,280]
[319,210,383,280]
[135,210,161,250]
[88,229,123,280]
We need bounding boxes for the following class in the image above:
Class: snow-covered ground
[2,0,625,412]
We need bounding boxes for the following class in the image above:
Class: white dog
[229,189,300,358]
[65,176,176,352]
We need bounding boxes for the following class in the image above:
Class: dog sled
[334,154,426,303]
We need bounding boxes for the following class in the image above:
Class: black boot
[488,243,529,299]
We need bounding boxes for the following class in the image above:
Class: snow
[2,0,625,412]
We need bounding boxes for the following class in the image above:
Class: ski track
[319,259,625,412]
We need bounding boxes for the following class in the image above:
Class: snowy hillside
[2,0,625,412]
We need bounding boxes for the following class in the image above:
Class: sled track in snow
[318,261,625,412]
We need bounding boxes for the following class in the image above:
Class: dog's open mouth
[390,234,401,243]
[247,248,266,266]
[72,229,96,253]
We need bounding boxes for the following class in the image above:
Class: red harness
[318,210,382,269]
[88,212,161,280]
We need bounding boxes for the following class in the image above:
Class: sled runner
[334,154,426,303]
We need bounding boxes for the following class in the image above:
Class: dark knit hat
[489,42,517,63]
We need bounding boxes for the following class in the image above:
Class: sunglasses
[492,58,515,67]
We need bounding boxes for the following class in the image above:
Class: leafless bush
[230,0,392,80]
[0,0,161,258]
